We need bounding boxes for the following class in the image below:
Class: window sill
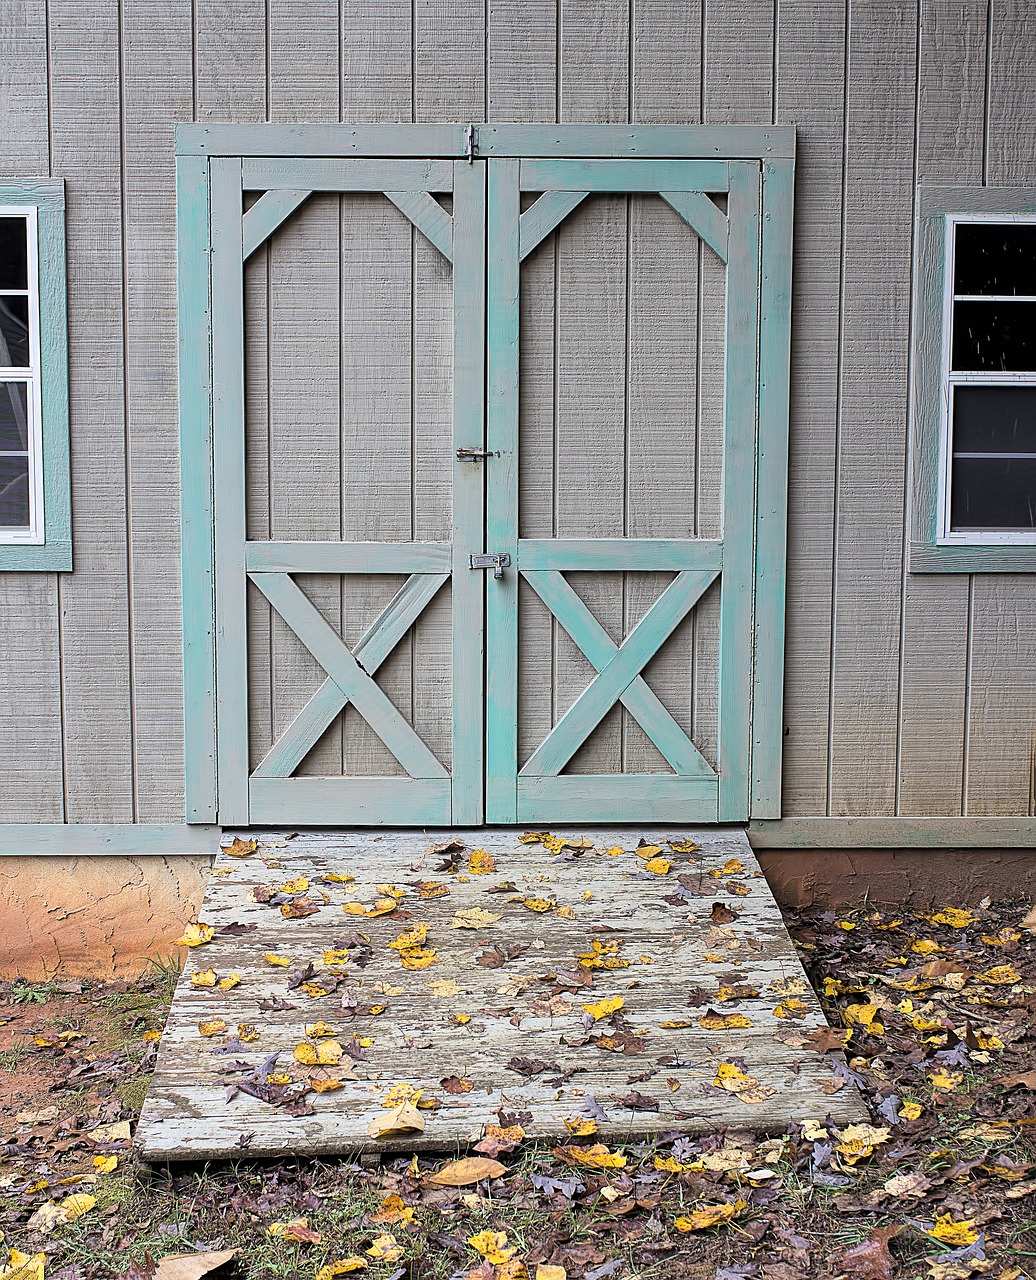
[0,540,72,572]
[909,540,1036,573]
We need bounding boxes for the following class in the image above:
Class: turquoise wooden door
[177,127,793,826]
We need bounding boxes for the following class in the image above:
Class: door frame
[175,124,795,825]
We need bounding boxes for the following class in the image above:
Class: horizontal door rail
[519,159,730,192]
[517,538,723,572]
[250,776,453,825]
[244,541,452,573]
[517,775,719,823]
[239,158,455,192]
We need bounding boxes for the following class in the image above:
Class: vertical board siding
[0,0,65,822]
[2,2,1035,827]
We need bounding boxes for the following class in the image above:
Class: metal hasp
[469,552,511,579]
[456,447,495,461]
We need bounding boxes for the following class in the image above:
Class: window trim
[0,180,70,572]
[911,186,1036,572]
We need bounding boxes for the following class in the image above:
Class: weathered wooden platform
[136,828,864,1161]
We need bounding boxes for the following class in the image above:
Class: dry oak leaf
[315,1261,367,1280]
[582,995,624,1022]
[366,1234,404,1263]
[674,1199,747,1232]
[452,908,502,929]
[174,922,215,948]
[190,970,218,988]
[552,1143,627,1170]
[220,837,257,857]
[370,1194,415,1225]
[699,1009,752,1031]
[368,1102,426,1140]
[838,1224,902,1280]
[151,1253,241,1280]
[467,1230,516,1265]
[197,1020,227,1038]
[294,1040,343,1066]
[442,1075,475,1093]
[426,1157,507,1186]
[468,849,497,875]
[474,1124,525,1156]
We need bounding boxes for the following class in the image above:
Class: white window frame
[0,205,46,545]
[937,211,1036,546]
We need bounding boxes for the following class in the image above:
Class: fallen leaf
[428,979,462,997]
[315,1261,367,1280]
[267,1218,322,1243]
[552,1143,627,1169]
[581,996,624,1021]
[564,1117,598,1136]
[451,908,502,930]
[674,1199,746,1231]
[929,1215,979,1247]
[997,1071,1036,1091]
[220,837,257,857]
[426,1158,507,1186]
[366,1234,403,1262]
[217,974,240,991]
[294,1040,343,1066]
[521,897,556,912]
[837,1224,901,1279]
[474,1124,525,1156]
[88,1120,131,1143]
[467,1230,515,1264]
[699,1008,752,1030]
[0,1250,45,1280]
[27,1193,95,1232]
[197,1020,227,1038]
[264,953,293,967]
[468,849,497,875]
[644,858,673,875]
[368,1101,425,1140]
[370,1194,415,1225]
[93,1155,118,1173]
[929,907,976,928]
[190,969,218,988]
[174,923,214,948]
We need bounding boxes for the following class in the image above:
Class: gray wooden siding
[1,0,1034,823]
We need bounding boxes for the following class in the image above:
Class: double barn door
[177,126,794,827]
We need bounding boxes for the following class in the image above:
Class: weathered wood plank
[137,827,861,1160]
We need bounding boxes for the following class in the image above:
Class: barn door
[483,159,779,824]
[204,157,486,826]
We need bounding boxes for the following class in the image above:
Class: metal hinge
[469,552,510,579]
[464,123,479,162]
[456,447,497,462]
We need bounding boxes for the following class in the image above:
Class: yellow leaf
[279,876,310,894]
[267,1218,320,1242]
[654,1154,698,1173]
[535,1268,567,1280]
[581,995,624,1021]
[264,953,292,967]
[92,1156,118,1173]
[418,881,449,898]
[563,1117,597,1136]
[660,1019,694,1029]
[698,1010,752,1030]
[399,947,440,970]
[428,979,461,997]
[674,1199,746,1231]
[929,1068,962,1091]
[930,1214,980,1246]
[899,1100,923,1120]
[305,1021,337,1038]
[835,1123,891,1164]
[521,898,556,913]
[294,1040,343,1066]
[518,831,546,844]
[217,974,240,991]
[713,1062,755,1091]
[556,905,576,920]
[311,1078,344,1093]
[366,1234,403,1262]
[977,964,1022,985]
[173,922,214,948]
[237,1024,260,1043]
[87,1120,131,1142]
[141,1030,161,1043]
[371,1194,415,1225]
[552,1143,626,1169]
[197,1020,227,1037]
[604,845,624,857]
[368,1102,425,1140]
[453,1013,472,1025]
[467,849,496,875]
[644,858,673,875]
[772,998,808,1019]
[301,982,330,998]
[467,1230,515,1264]
[1,1250,45,1280]
[911,939,941,955]
[323,872,356,884]
[929,907,976,928]
[388,922,429,950]
[58,1193,95,1223]
[721,858,746,874]
[842,1003,882,1028]
[323,949,351,965]
[635,845,663,859]
[220,836,257,857]
[316,1260,367,1280]
[668,838,700,853]
[451,908,502,929]
[190,969,218,988]
[703,953,725,963]
[383,1083,422,1108]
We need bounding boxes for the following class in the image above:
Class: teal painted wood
[717,162,761,822]
[174,124,796,162]
[751,160,795,818]
[522,570,715,778]
[749,815,1036,849]
[0,823,222,857]
[250,572,450,780]
[244,541,452,573]
[520,568,719,778]
[450,161,488,824]
[517,537,723,571]
[519,159,730,193]
[484,159,521,823]
[516,775,718,823]
[910,185,1036,573]
[249,777,453,825]
[383,191,454,262]
[660,190,729,263]
[177,154,217,822]
[175,124,469,158]
[239,158,454,192]
[241,189,312,259]
[518,191,589,260]
[251,572,449,779]
[210,156,250,824]
[0,180,72,573]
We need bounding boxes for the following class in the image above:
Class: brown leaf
[801,1026,850,1052]
[996,1071,1036,1091]
[153,1252,240,1280]
[710,901,739,925]
[473,1124,525,1156]
[425,1157,507,1186]
[837,1225,902,1280]
[440,1076,474,1094]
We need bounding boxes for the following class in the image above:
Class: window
[0,182,70,572]
[911,189,1036,572]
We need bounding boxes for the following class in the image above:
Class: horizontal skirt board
[248,778,453,824]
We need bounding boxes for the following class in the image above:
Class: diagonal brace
[250,572,449,779]
[383,191,454,261]
[520,568,719,778]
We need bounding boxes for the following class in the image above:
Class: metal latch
[456,447,496,462]
[469,552,511,579]
[464,124,479,162]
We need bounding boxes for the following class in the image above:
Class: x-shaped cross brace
[520,569,718,779]
[250,571,450,779]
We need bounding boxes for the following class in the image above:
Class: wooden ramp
[136,828,863,1161]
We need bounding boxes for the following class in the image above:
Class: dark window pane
[0,382,28,450]
[0,217,28,291]
[0,454,30,529]
[955,223,1036,296]
[950,455,1036,530]
[0,296,29,367]
[951,300,1036,371]
[953,385,1036,453]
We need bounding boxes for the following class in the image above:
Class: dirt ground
[0,900,1033,1280]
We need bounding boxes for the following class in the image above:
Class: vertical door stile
[451,160,488,823]
[752,159,795,817]
[717,161,762,821]
[209,156,250,823]
[485,159,521,822]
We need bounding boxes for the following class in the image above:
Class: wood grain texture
[0,0,64,821]
[136,826,861,1160]
[49,0,134,822]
